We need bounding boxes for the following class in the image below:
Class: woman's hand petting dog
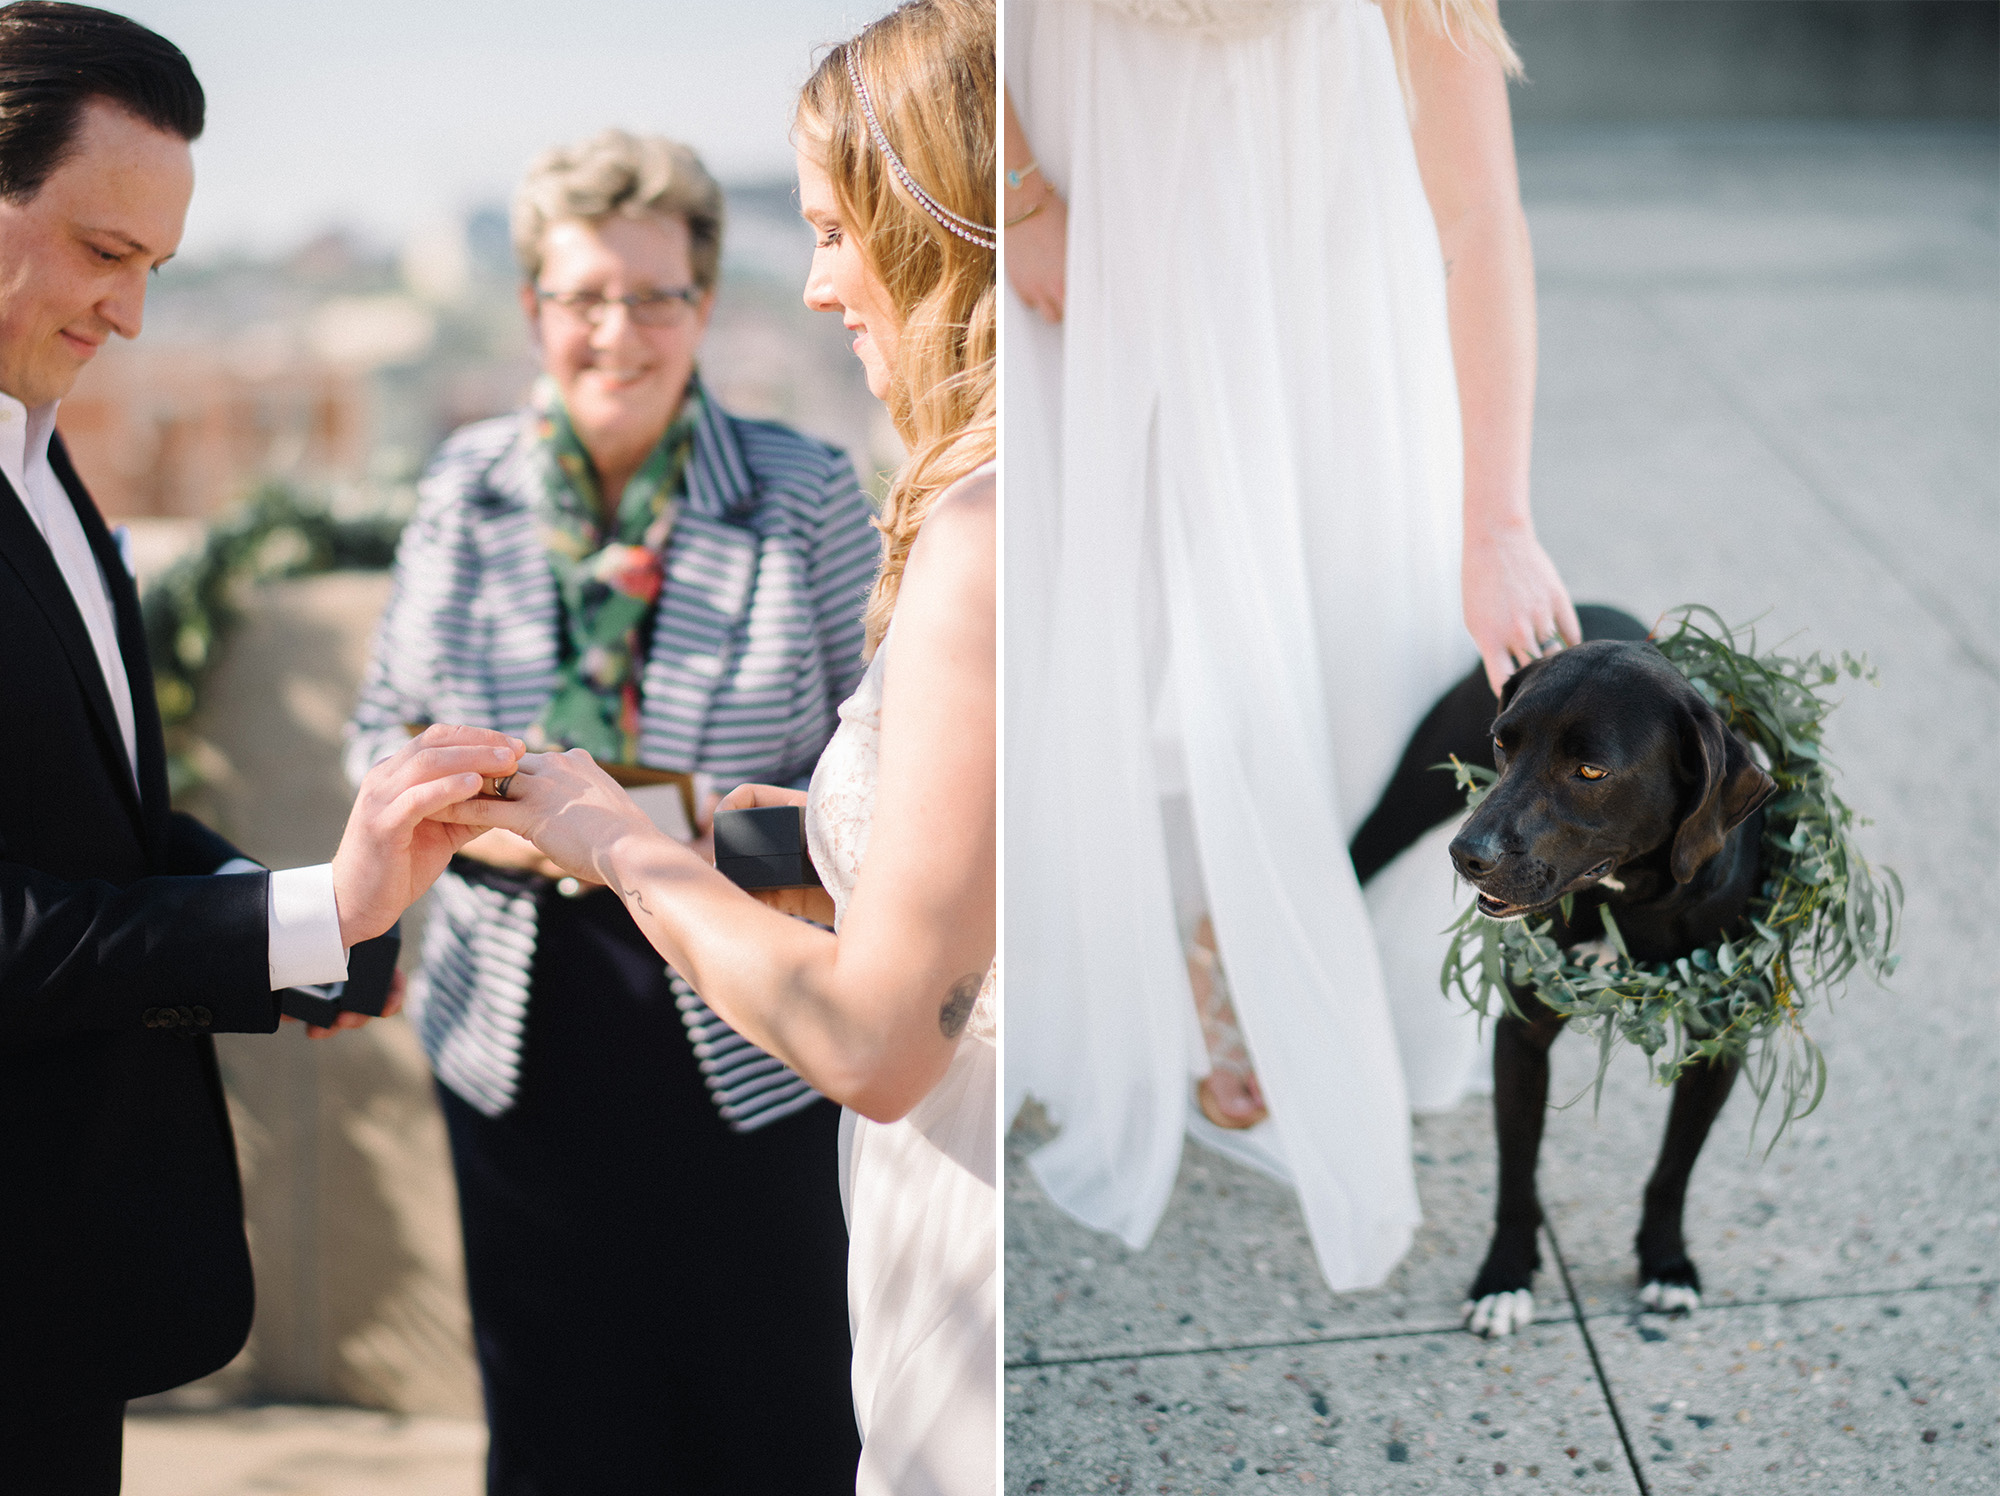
[1464,520,1581,697]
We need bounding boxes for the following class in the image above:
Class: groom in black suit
[0,6,523,1489]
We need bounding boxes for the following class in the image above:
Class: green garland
[142,482,405,797]
[1439,606,1902,1141]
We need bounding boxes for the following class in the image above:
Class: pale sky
[122,1,887,258]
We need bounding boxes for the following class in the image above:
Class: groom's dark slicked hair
[0,0,202,201]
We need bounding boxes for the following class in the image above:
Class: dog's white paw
[1463,1289,1535,1338]
[1568,939,1620,969]
[1639,1280,1701,1315]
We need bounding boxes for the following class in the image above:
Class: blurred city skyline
[72,181,892,529]
[124,0,879,260]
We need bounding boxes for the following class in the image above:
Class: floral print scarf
[524,373,702,761]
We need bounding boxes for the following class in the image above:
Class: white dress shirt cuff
[267,863,349,990]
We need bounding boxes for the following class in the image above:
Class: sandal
[1189,919,1268,1129]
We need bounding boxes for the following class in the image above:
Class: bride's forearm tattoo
[939,974,980,1040]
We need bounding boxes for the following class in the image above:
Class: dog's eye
[1576,764,1609,781]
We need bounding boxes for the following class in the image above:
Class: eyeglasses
[535,286,703,328]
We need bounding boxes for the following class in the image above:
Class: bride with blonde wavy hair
[797,0,997,656]
[436,2,996,1490]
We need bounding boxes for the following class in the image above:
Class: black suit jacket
[0,435,281,1401]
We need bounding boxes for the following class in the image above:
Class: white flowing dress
[808,474,997,1496]
[1005,0,1489,1292]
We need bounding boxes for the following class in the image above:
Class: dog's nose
[1450,830,1504,880]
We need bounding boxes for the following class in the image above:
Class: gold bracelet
[1004,197,1045,228]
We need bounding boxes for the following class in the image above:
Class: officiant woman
[346,130,878,1491]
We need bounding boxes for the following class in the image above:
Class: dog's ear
[1496,654,1551,714]
[1670,705,1778,883]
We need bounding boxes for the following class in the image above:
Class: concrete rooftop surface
[1005,120,1999,1495]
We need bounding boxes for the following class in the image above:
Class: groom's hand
[332,724,525,947]
[294,969,408,1040]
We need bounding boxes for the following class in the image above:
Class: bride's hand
[714,783,836,924]
[1463,521,1582,698]
[717,783,808,813]
[1005,187,1066,324]
[753,885,837,924]
[428,749,659,887]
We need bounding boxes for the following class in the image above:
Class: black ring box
[279,921,401,1027]
[713,806,823,891]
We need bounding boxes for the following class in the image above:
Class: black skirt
[437,881,859,1495]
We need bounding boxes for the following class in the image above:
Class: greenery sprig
[1439,606,1902,1144]
[142,482,404,797]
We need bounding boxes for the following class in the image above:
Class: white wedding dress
[1006,0,1489,1292]
[807,472,997,1496]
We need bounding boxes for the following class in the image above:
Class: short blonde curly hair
[510,128,725,289]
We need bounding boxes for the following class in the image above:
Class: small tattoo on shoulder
[939,974,980,1040]
[622,886,649,914]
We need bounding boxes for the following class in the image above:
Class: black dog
[1345,605,1775,1337]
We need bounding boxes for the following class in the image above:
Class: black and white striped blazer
[345,395,879,1126]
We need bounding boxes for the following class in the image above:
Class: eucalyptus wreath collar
[1440,607,1902,1141]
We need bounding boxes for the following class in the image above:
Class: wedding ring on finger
[1539,635,1565,653]
[483,774,516,800]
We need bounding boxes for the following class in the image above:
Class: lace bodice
[806,613,995,1049]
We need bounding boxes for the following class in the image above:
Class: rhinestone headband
[845,48,995,252]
